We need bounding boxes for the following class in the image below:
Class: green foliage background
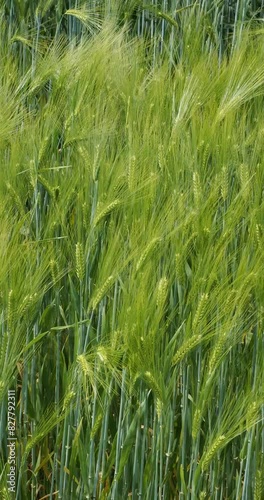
[0,1,264,499]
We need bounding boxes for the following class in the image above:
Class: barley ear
[172,335,202,365]
[94,199,121,226]
[193,293,208,331]
[156,277,168,309]
[75,242,85,282]
[90,275,115,311]
[254,469,263,500]
[202,435,226,471]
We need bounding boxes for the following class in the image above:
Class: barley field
[0,1,264,499]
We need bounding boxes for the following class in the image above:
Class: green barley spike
[75,242,85,282]
[82,202,88,229]
[90,275,115,310]
[177,192,185,219]
[172,335,202,365]
[254,469,263,500]
[193,171,201,206]
[128,155,136,191]
[38,135,49,164]
[193,293,208,331]
[91,412,103,439]
[0,380,5,402]
[208,329,228,375]
[110,330,120,350]
[18,293,36,317]
[93,144,100,181]
[221,166,228,201]
[144,371,163,404]
[29,160,37,187]
[38,174,54,197]
[6,182,25,216]
[78,145,91,174]
[156,277,168,309]
[197,140,205,155]
[255,223,261,246]
[192,408,202,439]
[246,401,258,428]
[0,487,10,500]
[136,237,161,272]
[239,163,249,199]
[62,391,76,411]
[94,199,120,226]
[202,143,210,170]
[7,290,15,332]
[77,354,90,375]
[202,435,226,471]
[156,398,163,420]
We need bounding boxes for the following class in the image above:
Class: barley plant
[0,0,264,499]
